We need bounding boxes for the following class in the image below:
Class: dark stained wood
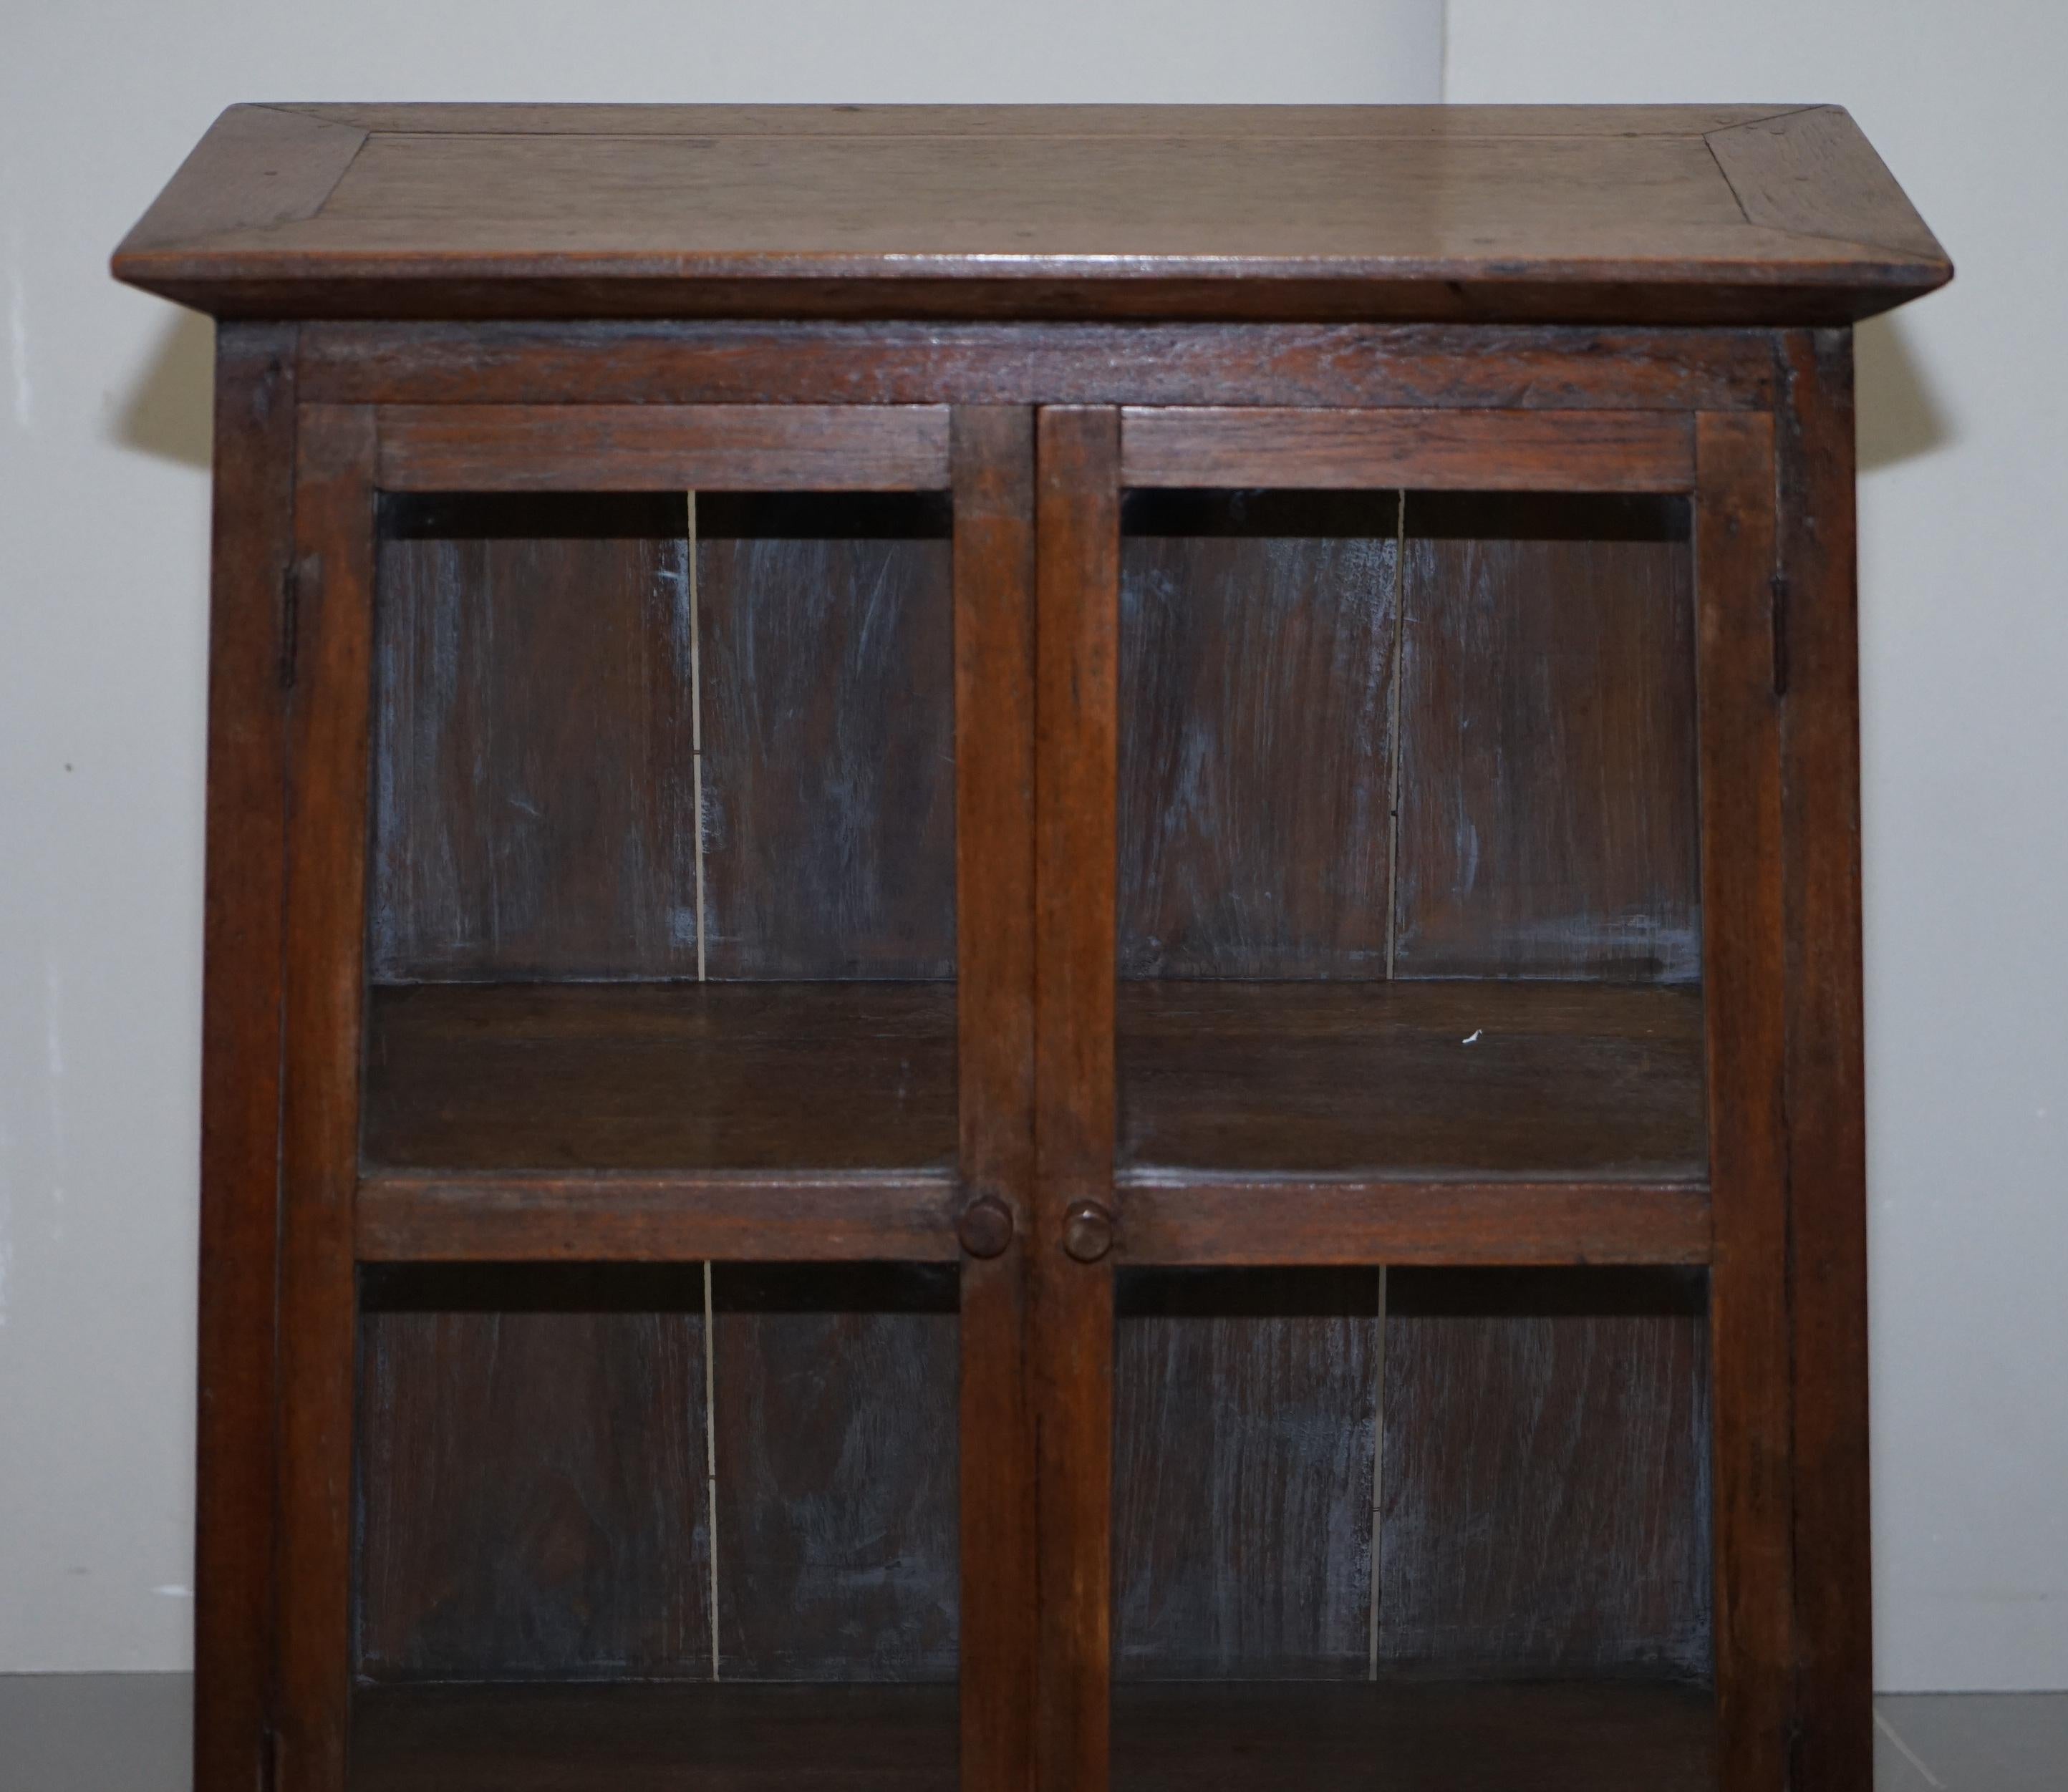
[1119,981,1708,1178]
[1118,491,1396,978]
[1123,409,1695,493]
[348,1679,1715,1792]
[950,407,1040,1792]
[369,493,696,982]
[278,404,378,1792]
[1111,1681,1716,1792]
[1708,107,1947,261]
[357,1171,958,1264]
[698,494,956,979]
[350,1682,960,1791]
[1118,1180,1708,1269]
[1776,328,1873,1791]
[116,106,367,253]
[377,405,951,492]
[299,320,1781,412]
[114,106,1949,325]
[1394,494,1702,981]
[1113,1270,1377,1679]
[712,1265,960,1680]
[355,1272,708,1680]
[1380,1269,1711,1677]
[1693,411,1794,1792]
[362,982,957,1172]
[1033,407,1120,1792]
[190,322,297,1792]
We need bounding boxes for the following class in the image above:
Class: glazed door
[1029,403,1788,1792]
[271,402,1038,1792]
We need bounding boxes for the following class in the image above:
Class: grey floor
[0,1675,2061,1790]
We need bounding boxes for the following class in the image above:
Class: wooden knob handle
[1062,1201,1115,1264]
[957,1193,1015,1259]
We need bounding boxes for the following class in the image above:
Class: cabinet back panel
[369,491,955,983]
[354,1264,960,1684]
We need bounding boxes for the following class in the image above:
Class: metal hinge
[1769,573,1791,699]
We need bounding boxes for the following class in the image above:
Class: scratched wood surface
[698,495,956,979]
[1117,491,1397,979]
[1379,1269,1712,1676]
[1113,1270,1378,1680]
[1393,494,1701,982]
[355,1268,710,1680]
[369,493,698,982]
[712,1264,961,1681]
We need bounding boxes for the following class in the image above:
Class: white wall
[1447,0,2068,1697]
[0,0,1445,1677]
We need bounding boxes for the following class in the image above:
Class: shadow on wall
[105,306,1954,480]
[114,309,213,470]
[1859,312,1951,473]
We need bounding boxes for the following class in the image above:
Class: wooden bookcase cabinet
[114,105,1949,1791]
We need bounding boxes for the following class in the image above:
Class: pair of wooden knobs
[957,1195,1113,1263]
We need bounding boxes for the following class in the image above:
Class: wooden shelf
[1120,980,1706,1178]
[349,1680,1714,1791]
[359,979,1709,1264]
[364,981,961,1173]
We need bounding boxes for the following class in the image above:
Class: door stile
[276,404,379,1792]
[953,407,1041,1792]
[1032,407,1122,1792]
[1693,409,1795,1792]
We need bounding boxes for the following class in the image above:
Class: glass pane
[1115,487,1704,1181]
[362,488,957,1173]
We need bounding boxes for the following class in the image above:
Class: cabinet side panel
[1113,1270,1378,1680]
[369,493,697,982]
[1380,1270,1713,1676]
[355,1271,710,1680]
[711,1264,961,1680]
[1394,493,1701,982]
[193,321,297,1792]
[1778,329,1872,1791]
[698,495,957,980]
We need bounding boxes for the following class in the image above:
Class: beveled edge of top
[110,102,1953,327]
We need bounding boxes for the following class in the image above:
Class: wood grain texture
[698,494,956,979]
[1117,1180,1709,1269]
[1708,107,1946,261]
[1118,981,1707,1178]
[376,405,950,492]
[1033,407,1120,1792]
[1394,494,1702,982]
[1118,491,1396,978]
[1776,329,1873,1791]
[1113,1270,1377,1679]
[1380,1269,1711,1677]
[369,493,697,982]
[346,1678,1715,1792]
[351,1682,959,1791]
[191,322,297,1792]
[356,1171,959,1264]
[112,105,1949,325]
[364,982,957,1171]
[1693,411,1793,1792]
[299,321,1780,413]
[951,407,1040,1792]
[1123,409,1695,493]
[712,1265,960,1681]
[355,1271,709,1681]
[117,105,367,253]
[278,405,378,1792]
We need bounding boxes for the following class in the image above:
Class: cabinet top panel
[111,104,1949,326]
